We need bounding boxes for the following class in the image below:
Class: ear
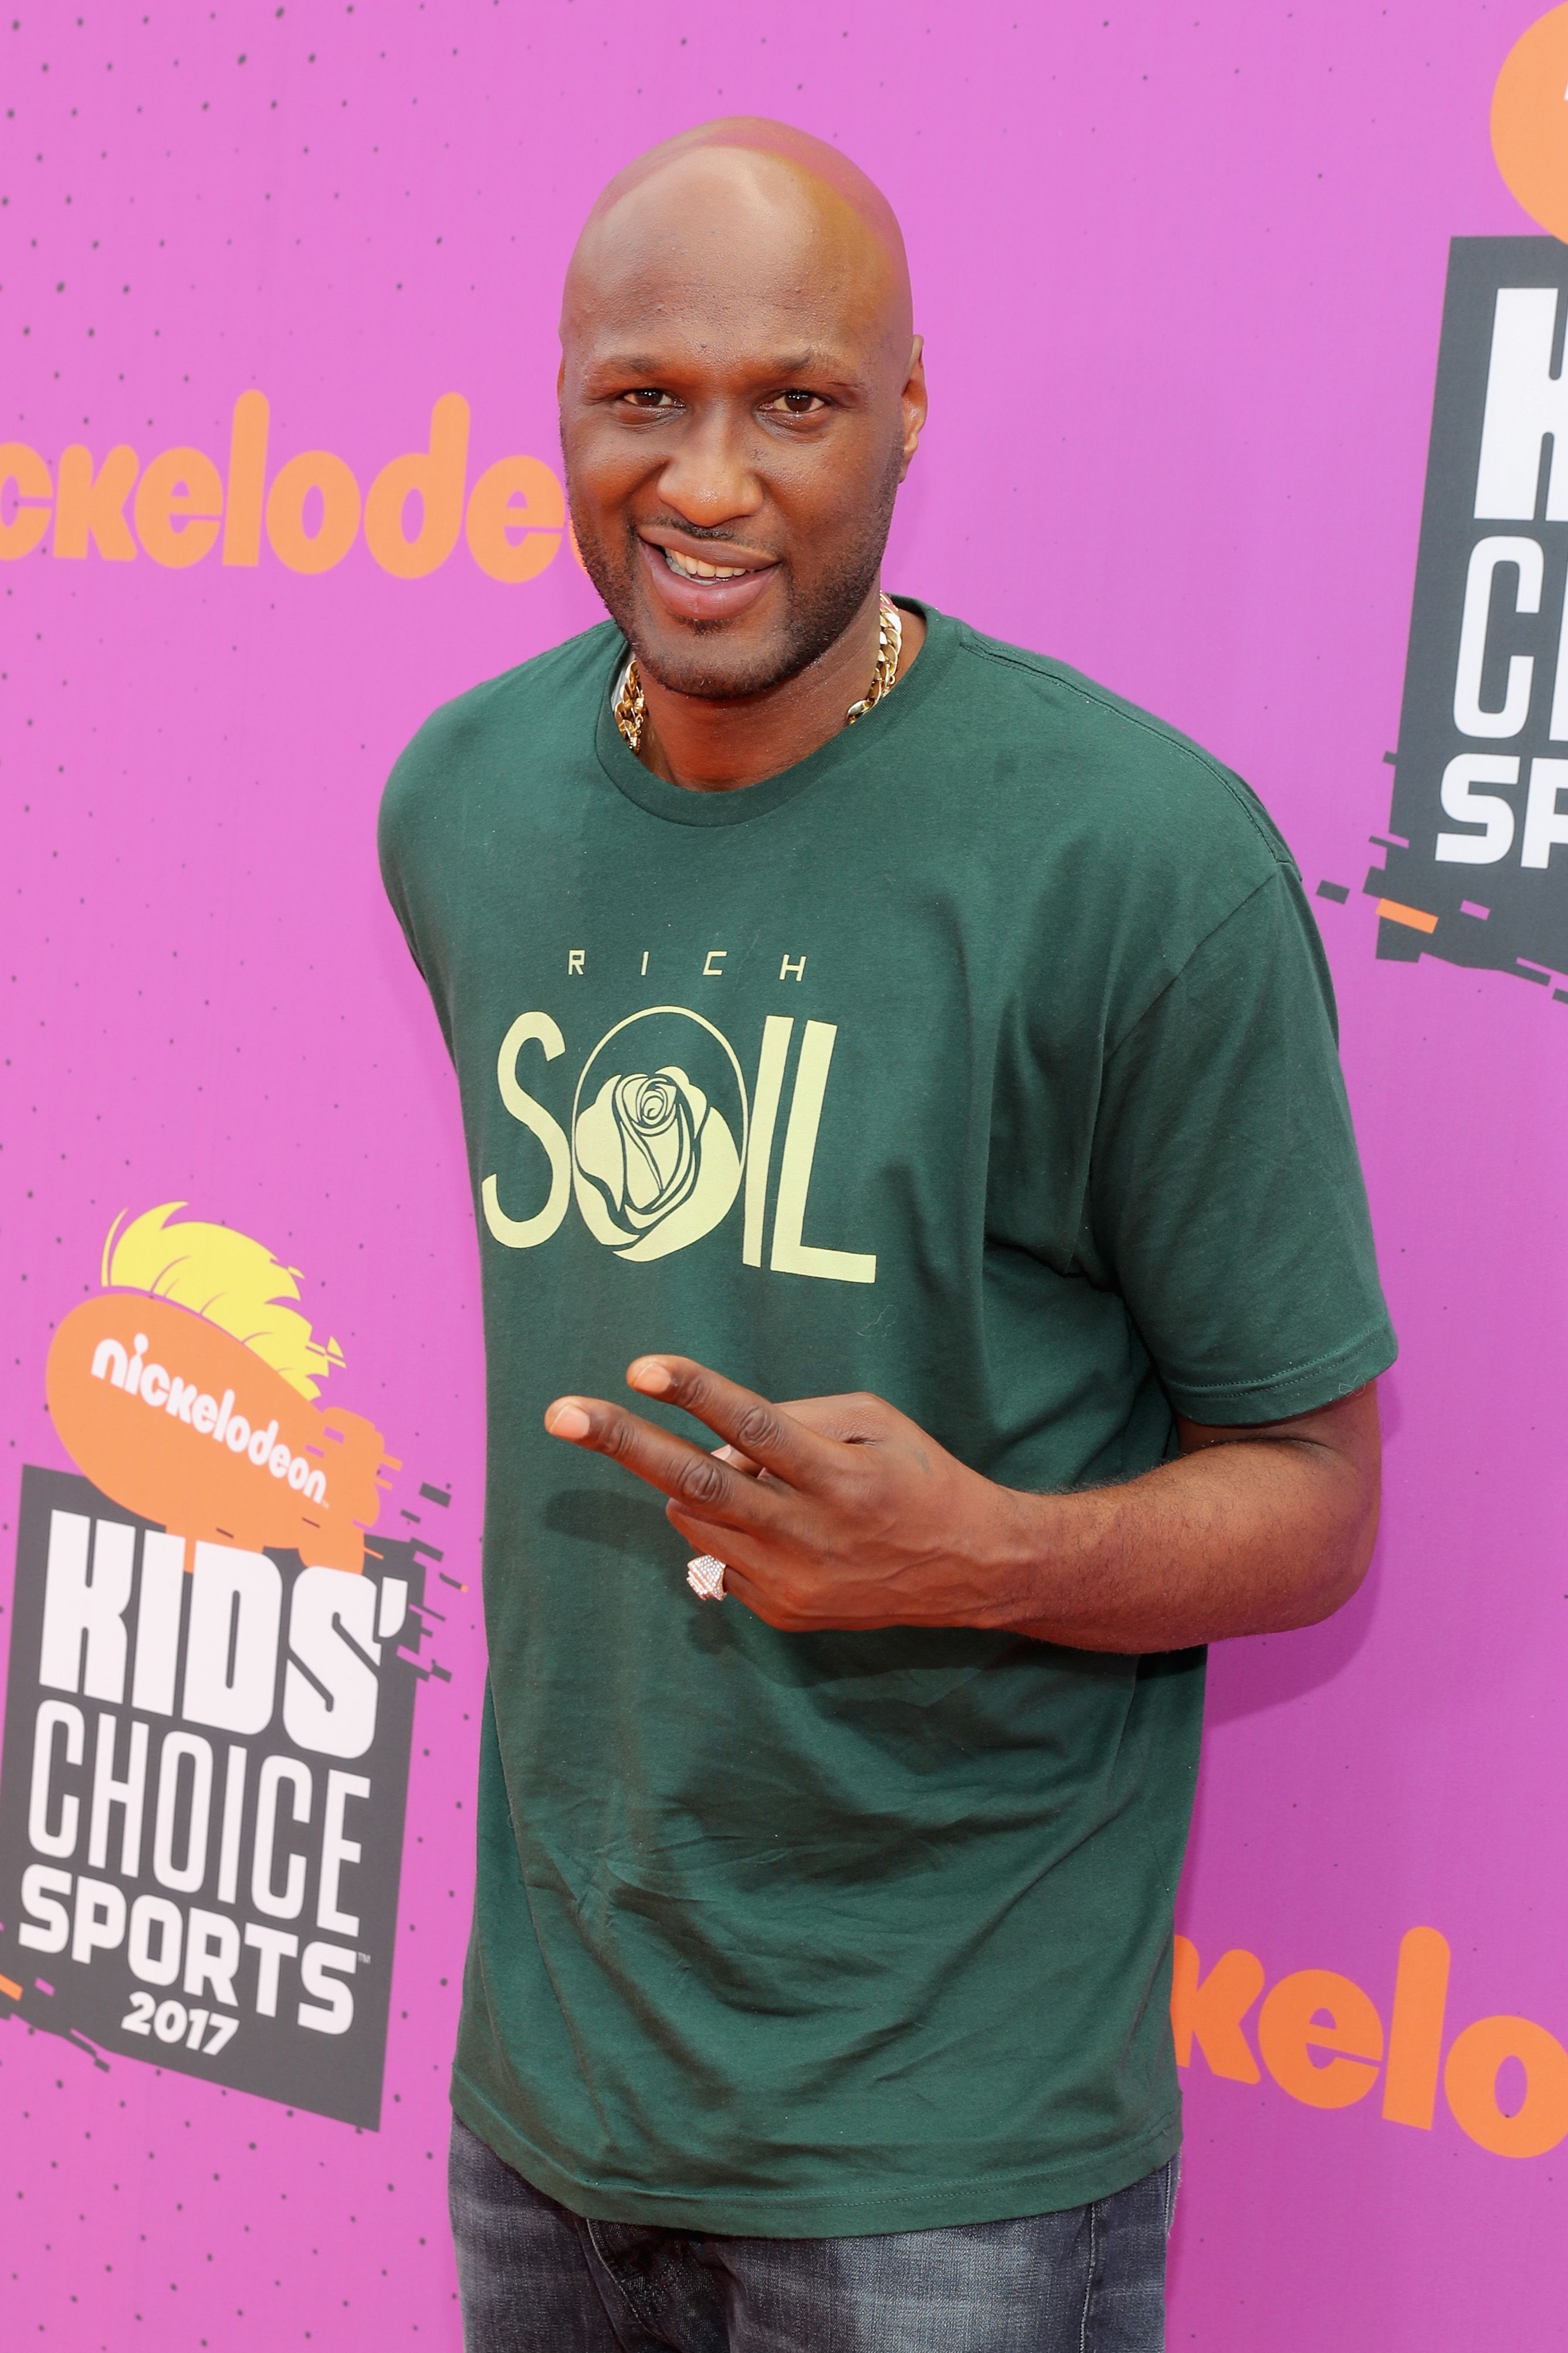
[899,336,928,479]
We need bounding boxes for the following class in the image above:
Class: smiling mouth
[636,533,778,622]
[660,546,767,581]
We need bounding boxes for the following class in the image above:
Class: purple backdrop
[4,3,1566,2344]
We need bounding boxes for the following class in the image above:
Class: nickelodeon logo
[1176,1926,1568,2161]
[45,1203,394,1574]
[0,391,569,583]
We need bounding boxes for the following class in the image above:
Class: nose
[655,400,765,530]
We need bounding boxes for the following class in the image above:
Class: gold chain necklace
[613,594,903,756]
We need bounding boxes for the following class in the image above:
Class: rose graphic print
[571,1009,747,1261]
[580,1066,706,1218]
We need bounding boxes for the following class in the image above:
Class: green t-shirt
[379,603,1395,2237]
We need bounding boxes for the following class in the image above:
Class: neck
[632,586,926,793]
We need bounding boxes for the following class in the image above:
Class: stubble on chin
[570,481,898,705]
[571,520,805,701]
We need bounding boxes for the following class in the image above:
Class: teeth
[663,547,750,581]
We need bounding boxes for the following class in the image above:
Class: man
[380,118,1394,2353]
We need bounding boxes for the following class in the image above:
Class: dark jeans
[449,2112,1177,2353]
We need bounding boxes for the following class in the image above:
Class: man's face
[559,150,924,701]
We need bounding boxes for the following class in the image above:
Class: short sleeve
[378,734,457,1060]
[378,750,429,975]
[1089,866,1396,1424]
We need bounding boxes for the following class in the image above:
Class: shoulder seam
[955,635,1292,868]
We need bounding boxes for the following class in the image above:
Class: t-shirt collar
[593,600,957,827]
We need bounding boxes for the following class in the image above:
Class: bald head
[564,117,913,357]
[557,118,926,707]
[583,115,907,256]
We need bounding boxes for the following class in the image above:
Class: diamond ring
[686,1554,727,1601]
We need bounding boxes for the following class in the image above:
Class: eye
[619,387,680,411]
[763,389,829,417]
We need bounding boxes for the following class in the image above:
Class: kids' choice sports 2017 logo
[0,1206,436,2128]
[1374,8,1568,993]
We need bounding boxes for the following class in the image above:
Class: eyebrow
[585,348,869,393]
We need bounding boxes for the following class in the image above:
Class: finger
[713,1564,800,1628]
[769,1392,897,1445]
[666,1520,805,1630]
[625,1356,842,1490]
[665,1505,826,1612]
[666,1505,770,1576]
[695,1558,822,1634]
[543,1394,788,1533]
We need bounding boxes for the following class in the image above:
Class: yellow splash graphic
[100,1201,347,1401]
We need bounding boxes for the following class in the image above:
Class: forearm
[543,1355,1382,1648]
[991,1413,1380,1654]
